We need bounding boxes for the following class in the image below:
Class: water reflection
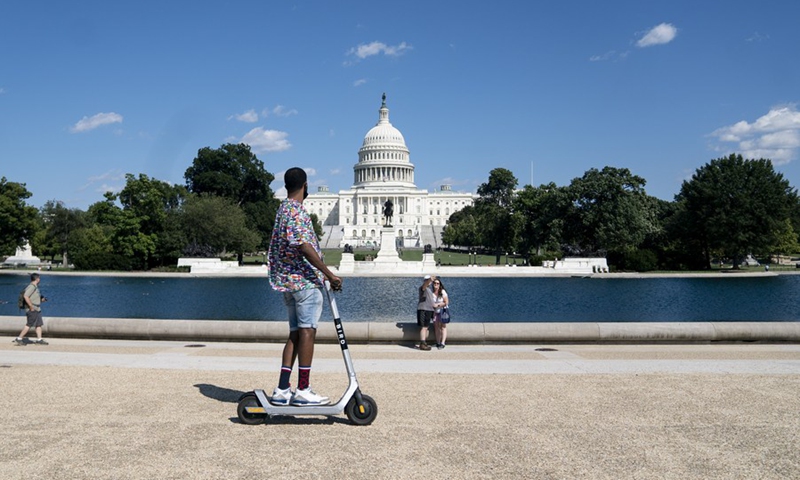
[0,274,796,323]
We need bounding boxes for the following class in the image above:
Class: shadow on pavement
[194,383,246,403]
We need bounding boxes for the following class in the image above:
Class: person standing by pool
[13,273,49,345]
[432,278,449,349]
[268,167,342,406]
[416,275,435,350]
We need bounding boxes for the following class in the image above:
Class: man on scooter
[268,167,343,406]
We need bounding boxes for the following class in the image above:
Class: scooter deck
[246,389,348,416]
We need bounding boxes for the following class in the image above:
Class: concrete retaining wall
[1,316,798,343]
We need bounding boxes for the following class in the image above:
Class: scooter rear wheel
[237,394,267,425]
[345,394,378,425]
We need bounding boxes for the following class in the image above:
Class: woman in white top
[431,278,449,349]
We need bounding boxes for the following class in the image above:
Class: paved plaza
[1,338,798,479]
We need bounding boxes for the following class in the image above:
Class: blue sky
[2,0,799,209]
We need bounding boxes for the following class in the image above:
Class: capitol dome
[361,115,407,149]
[354,93,415,187]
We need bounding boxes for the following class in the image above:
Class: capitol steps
[321,225,344,249]
[419,225,445,249]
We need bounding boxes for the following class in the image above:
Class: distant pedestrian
[416,275,435,350]
[431,278,449,349]
[13,273,49,345]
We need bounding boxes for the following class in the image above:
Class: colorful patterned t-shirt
[268,198,324,292]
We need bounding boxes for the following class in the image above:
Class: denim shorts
[283,288,323,331]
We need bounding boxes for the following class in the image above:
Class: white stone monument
[3,242,43,266]
[373,227,401,263]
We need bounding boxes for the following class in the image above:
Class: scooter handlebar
[324,278,343,292]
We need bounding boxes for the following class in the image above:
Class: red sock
[298,366,311,390]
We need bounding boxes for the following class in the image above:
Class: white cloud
[330,168,341,175]
[271,105,298,117]
[590,51,616,62]
[96,183,122,194]
[79,170,125,191]
[636,23,678,47]
[354,78,367,87]
[589,50,630,62]
[746,32,769,42]
[229,109,258,123]
[709,106,800,165]
[0,87,5,94]
[240,127,292,154]
[70,112,123,133]
[345,41,412,64]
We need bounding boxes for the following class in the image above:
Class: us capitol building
[305,94,477,249]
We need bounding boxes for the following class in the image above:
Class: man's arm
[298,242,342,290]
[23,285,35,310]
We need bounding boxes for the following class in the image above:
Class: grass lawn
[240,251,799,271]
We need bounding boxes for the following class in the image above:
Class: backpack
[17,288,26,309]
[17,284,35,310]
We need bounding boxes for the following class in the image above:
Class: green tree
[38,200,87,265]
[442,206,481,248]
[675,154,798,269]
[87,192,124,227]
[69,224,123,270]
[563,167,658,257]
[476,168,518,264]
[111,211,157,270]
[309,213,325,241]
[0,177,39,256]
[181,195,259,256]
[116,173,188,268]
[184,143,279,259]
[513,182,569,260]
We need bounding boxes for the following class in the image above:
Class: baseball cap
[423,275,431,280]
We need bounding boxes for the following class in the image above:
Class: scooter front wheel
[345,394,378,426]
[237,393,267,425]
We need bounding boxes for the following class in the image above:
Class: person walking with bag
[13,273,49,345]
[431,278,449,349]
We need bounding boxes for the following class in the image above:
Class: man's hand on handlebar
[328,274,343,292]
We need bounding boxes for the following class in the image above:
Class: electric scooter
[237,281,378,426]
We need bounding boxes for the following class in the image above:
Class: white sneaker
[270,387,292,405]
[291,387,330,406]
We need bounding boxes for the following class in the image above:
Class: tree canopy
[0,177,39,255]
[562,167,659,256]
[475,168,518,263]
[675,154,798,268]
[185,143,279,256]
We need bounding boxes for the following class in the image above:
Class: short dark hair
[284,167,307,193]
[30,273,40,281]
